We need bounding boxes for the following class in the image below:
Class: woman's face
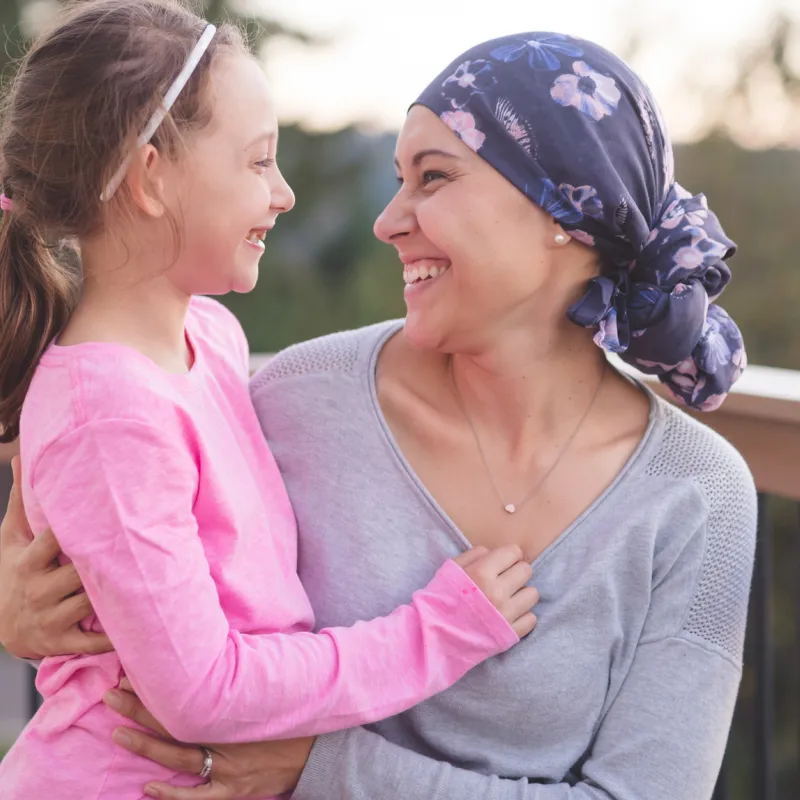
[375,105,585,353]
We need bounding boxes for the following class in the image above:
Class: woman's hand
[0,456,112,658]
[105,681,315,799]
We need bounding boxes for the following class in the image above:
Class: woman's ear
[125,145,167,218]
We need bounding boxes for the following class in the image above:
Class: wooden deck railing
[617,362,800,799]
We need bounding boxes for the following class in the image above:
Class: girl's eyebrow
[245,130,277,149]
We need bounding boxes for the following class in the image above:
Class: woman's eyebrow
[394,149,460,170]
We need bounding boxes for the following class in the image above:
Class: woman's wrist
[291,731,348,799]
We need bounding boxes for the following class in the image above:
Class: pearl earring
[555,233,568,245]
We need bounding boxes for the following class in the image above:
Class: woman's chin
[402,310,451,353]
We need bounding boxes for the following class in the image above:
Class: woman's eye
[394,170,450,187]
[256,158,275,170]
[421,170,447,185]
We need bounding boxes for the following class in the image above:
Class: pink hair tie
[0,194,12,212]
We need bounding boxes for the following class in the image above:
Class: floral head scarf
[414,33,745,411]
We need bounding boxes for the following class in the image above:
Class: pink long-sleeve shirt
[0,297,517,800]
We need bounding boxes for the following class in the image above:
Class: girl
[0,2,538,798]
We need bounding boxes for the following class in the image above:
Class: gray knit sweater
[250,320,757,800]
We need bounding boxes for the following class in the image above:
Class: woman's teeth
[403,261,451,285]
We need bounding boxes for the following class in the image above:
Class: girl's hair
[0,0,246,442]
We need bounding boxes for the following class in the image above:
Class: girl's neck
[59,236,193,373]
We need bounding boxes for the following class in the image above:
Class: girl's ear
[125,145,167,218]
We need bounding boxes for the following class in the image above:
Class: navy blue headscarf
[414,33,745,411]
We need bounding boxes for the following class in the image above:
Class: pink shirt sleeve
[32,418,518,744]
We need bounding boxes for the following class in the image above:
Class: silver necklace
[450,361,607,515]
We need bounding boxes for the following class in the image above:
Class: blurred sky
[255,0,800,143]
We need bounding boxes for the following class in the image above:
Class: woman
[0,33,756,800]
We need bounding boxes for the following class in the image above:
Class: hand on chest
[377,354,650,563]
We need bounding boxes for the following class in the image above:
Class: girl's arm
[32,418,522,744]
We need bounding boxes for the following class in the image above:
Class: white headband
[101,23,217,202]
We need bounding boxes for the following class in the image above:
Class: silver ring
[198,747,213,780]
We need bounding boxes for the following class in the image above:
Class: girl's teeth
[246,232,265,249]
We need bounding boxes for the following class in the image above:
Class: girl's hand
[453,545,539,638]
[104,680,315,799]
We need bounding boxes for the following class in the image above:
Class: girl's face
[162,53,295,297]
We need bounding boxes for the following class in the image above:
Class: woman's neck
[383,315,618,466]
[446,323,609,457]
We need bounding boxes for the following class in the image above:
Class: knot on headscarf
[415,33,746,410]
[566,182,744,407]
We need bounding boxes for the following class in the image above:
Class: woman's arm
[93,637,741,800]
[32,419,527,745]
[99,683,315,800]
[292,635,740,800]
[0,457,111,659]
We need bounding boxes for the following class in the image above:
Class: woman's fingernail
[112,729,133,747]
[104,690,121,710]
[145,787,161,798]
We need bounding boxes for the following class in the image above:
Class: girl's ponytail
[0,211,80,442]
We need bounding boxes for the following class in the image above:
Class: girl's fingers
[507,585,539,617]
[511,611,537,639]
[451,546,489,569]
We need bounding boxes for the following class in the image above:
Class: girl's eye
[256,158,275,170]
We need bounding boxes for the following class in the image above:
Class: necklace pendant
[504,504,517,514]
